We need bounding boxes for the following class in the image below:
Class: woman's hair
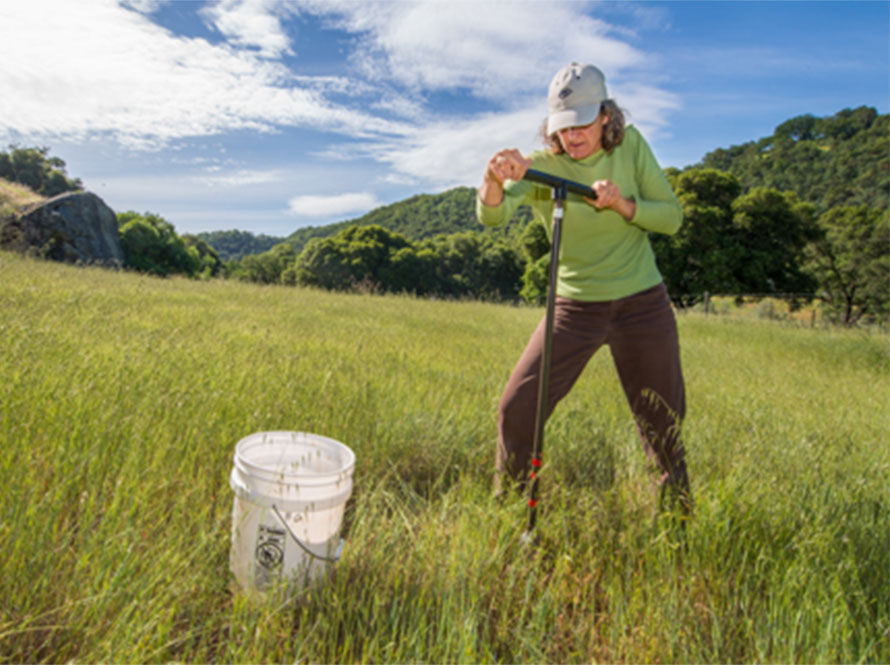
[541,99,626,154]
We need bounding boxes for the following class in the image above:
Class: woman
[477,62,691,512]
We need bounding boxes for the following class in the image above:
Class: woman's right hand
[479,149,532,207]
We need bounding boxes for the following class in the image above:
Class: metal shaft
[525,186,566,534]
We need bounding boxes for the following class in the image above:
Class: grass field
[1,251,888,664]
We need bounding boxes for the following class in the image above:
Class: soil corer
[521,170,596,539]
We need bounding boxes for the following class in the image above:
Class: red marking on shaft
[532,458,542,467]
[528,499,538,507]
[530,471,536,479]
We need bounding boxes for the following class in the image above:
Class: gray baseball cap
[547,63,608,135]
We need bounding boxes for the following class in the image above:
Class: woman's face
[556,113,608,160]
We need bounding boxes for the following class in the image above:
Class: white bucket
[229,431,355,594]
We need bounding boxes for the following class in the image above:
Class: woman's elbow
[661,201,683,235]
[664,213,683,236]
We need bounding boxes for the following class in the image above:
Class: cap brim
[547,103,602,135]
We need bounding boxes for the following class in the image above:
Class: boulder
[3,191,124,266]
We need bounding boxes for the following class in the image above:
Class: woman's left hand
[586,179,636,221]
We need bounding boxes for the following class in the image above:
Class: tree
[118,218,164,274]
[195,229,283,261]
[651,168,743,304]
[288,236,352,290]
[519,255,549,305]
[478,240,524,301]
[236,243,297,284]
[118,211,200,277]
[729,187,820,295]
[652,170,820,303]
[775,114,818,142]
[517,220,550,304]
[805,205,889,325]
[0,145,82,196]
[289,225,413,292]
[338,224,411,287]
[418,232,522,300]
[379,246,439,295]
[182,234,222,278]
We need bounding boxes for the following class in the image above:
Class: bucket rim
[233,431,355,485]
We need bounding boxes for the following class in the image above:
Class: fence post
[704,291,710,316]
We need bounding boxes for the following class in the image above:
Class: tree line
[1,105,887,326]
[654,168,887,324]
[227,224,526,301]
[218,167,887,326]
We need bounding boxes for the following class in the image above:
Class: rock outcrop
[2,191,124,266]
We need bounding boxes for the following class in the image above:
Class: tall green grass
[1,251,887,663]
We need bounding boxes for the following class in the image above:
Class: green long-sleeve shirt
[477,125,682,301]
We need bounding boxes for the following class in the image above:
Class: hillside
[194,229,283,262]
[285,186,496,253]
[0,178,46,248]
[0,177,45,219]
[195,187,490,259]
[699,106,888,212]
[199,187,532,259]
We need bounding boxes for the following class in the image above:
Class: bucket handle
[271,504,344,564]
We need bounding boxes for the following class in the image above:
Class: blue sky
[2,0,887,237]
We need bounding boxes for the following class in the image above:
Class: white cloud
[327,88,680,190]
[119,0,168,13]
[372,94,427,120]
[1,1,674,155]
[609,83,682,138]
[288,192,383,217]
[281,0,679,187]
[0,0,405,148]
[362,105,545,190]
[192,169,284,187]
[298,0,646,98]
[200,0,295,58]
[0,0,682,233]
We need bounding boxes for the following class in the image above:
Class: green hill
[698,106,888,212]
[195,187,492,259]
[194,229,284,262]
[285,186,493,253]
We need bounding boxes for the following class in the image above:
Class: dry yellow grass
[0,177,45,218]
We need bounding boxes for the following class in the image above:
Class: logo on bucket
[255,524,286,572]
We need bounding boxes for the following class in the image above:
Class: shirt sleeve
[628,129,683,236]
[476,179,533,228]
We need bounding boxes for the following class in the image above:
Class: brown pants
[497,283,690,504]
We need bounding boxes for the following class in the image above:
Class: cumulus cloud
[331,91,679,191]
[0,0,681,226]
[288,192,383,217]
[200,0,295,58]
[355,105,545,190]
[0,0,404,148]
[284,0,679,185]
[297,0,646,97]
[0,1,675,147]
